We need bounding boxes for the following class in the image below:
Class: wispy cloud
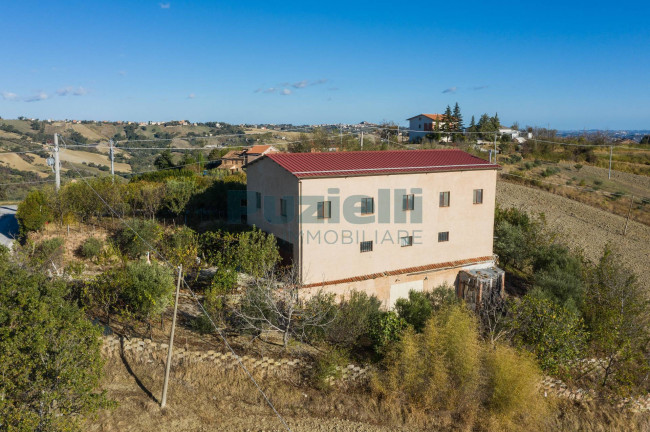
[327,87,339,91]
[25,92,49,102]
[292,80,308,89]
[118,70,127,76]
[1,91,19,101]
[255,78,329,95]
[159,2,171,8]
[188,93,196,99]
[281,88,292,95]
[442,86,457,94]
[56,86,88,96]
[472,85,488,91]
[263,87,276,94]
[311,78,328,86]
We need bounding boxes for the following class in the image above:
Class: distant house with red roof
[407,113,451,142]
[246,149,503,308]
[220,145,279,172]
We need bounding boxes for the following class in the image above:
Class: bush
[30,237,65,270]
[372,305,547,430]
[326,290,382,350]
[312,347,350,391]
[79,237,103,260]
[368,311,407,354]
[120,260,175,320]
[164,226,199,270]
[16,189,52,235]
[114,218,163,259]
[508,291,586,376]
[395,286,460,332]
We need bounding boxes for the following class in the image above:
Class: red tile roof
[302,256,494,288]
[407,113,445,121]
[246,145,276,155]
[262,149,499,178]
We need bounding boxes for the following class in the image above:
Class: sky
[1,0,649,129]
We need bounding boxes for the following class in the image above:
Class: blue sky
[1,1,648,129]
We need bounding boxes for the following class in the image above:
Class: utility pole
[54,133,61,191]
[161,265,183,409]
[360,131,364,150]
[623,195,634,236]
[109,139,115,183]
[493,133,498,163]
[608,145,613,180]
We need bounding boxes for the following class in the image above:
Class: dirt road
[496,181,650,282]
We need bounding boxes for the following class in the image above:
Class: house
[220,150,246,172]
[243,145,278,164]
[245,149,502,308]
[407,114,447,142]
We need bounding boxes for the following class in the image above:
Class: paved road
[0,205,19,249]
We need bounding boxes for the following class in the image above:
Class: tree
[508,291,586,376]
[154,150,175,169]
[452,102,464,131]
[531,243,584,312]
[640,135,650,145]
[235,268,336,348]
[120,260,175,321]
[326,290,382,349]
[164,179,197,216]
[583,246,650,392]
[235,227,280,278]
[113,218,163,259]
[16,189,52,235]
[0,247,110,431]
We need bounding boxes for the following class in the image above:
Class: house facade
[245,149,500,308]
[407,114,446,142]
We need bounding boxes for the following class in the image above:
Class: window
[473,189,483,204]
[255,192,262,209]
[439,191,450,207]
[280,198,287,217]
[400,236,413,247]
[438,231,449,242]
[360,240,373,253]
[317,201,331,219]
[403,194,415,210]
[360,197,374,215]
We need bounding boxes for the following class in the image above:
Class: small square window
[473,189,483,204]
[400,236,413,247]
[280,199,287,217]
[317,201,331,219]
[360,197,374,215]
[438,231,449,242]
[439,191,450,207]
[360,240,373,253]
[403,194,415,211]
[256,192,262,209]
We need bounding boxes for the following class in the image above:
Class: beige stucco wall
[247,158,497,299]
[298,169,497,285]
[246,158,300,250]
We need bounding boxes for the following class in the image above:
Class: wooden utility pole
[360,131,364,150]
[54,133,61,191]
[161,265,183,409]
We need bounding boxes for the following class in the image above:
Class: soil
[496,180,650,282]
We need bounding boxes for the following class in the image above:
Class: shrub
[484,344,548,429]
[326,290,382,349]
[16,189,52,235]
[120,260,175,320]
[312,347,350,391]
[30,237,65,270]
[594,179,603,186]
[79,237,103,260]
[574,164,583,170]
[114,218,163,259]
[532,243,584,310]
[369,311,408,354]
[164,226,199,270]
[508,291,586,376]
[395,286,460,332]
[372,305,548,430]
[235,227,281,277]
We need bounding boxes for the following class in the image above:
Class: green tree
[235,227,280,277]
[113,218,163,259]
[16,189,52,235]
[154,150,176,169]
[531,243,584,311]
[326,290,382,349]
[0,247,109,431]
[508,291,586,376]
[639,135,650,145]
[452,102,464,131]
[583,246,650,392]
[120,260,175,321]
[164,179,197,216]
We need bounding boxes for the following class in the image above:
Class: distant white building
[499,128,532,143]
